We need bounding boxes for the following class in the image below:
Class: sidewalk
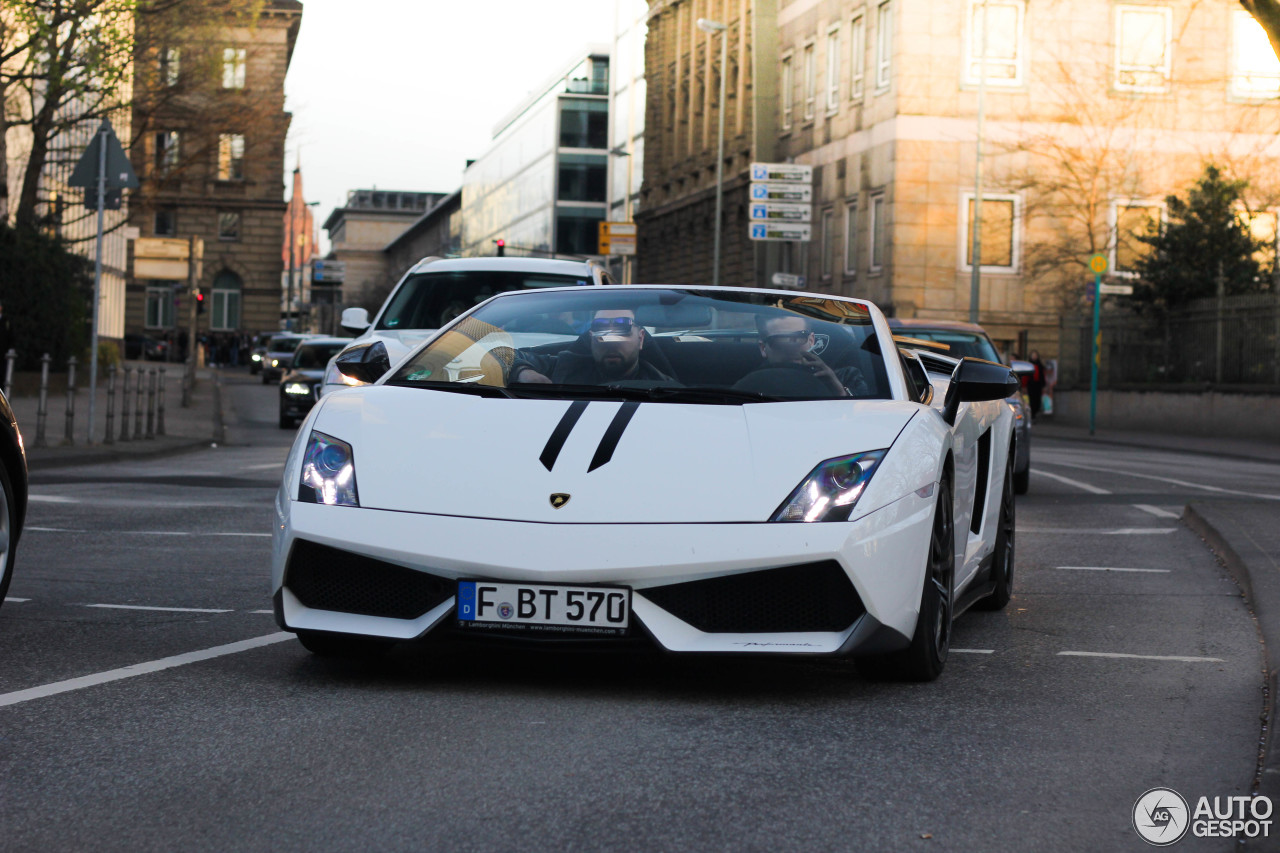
[1031,419,1280,464]
[6,360,223,471]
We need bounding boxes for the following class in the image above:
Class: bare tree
[1241,1,1280,62]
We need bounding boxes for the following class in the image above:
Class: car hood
[308,386,915,523]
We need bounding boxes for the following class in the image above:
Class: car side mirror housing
[942,358,1020,425]
[340,307,370,333]
[334,340,391,385]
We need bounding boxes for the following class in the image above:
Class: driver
[510,309,675,385]
[735,314,868,397]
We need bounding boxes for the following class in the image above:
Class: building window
[560,98,609,149]
[844,201,858,275]
[850,12,866,100]
[160,47,180,87]
[558,154,608,201]
[145,286,176,329]
[825,26,840,113]
[556,207,607,256]
[154,208,176,236]
[820,208,835,279]
[960,193,1021,272]
[217,133,244,181]
[222,47,246,89]
[1232,10,1280,98]
[869,192,885,272]
[1115,5,1171,92]
[1111,200,1164,275]
[875,2,893,91]
[154,131,179,175]
[803,42,816,120]
[781,54,794,128]
[210,270,242,331]
[965,1,1024,86]
[218,211,241,241]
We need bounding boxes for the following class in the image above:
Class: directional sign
[134,237,195,260]
[771,272,807,289]
[1099,283,1134,296]
[750,182,813,203]
[750,202,811,223]
[750,162,812,183]
[135,258,196,280]
[312,259,346,283]
[68,118,138,192]
[750,222,811,242]
[598,221,637,256]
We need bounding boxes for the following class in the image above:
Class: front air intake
[285,539,452,620]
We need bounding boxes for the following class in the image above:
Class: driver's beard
[598,356,637,379]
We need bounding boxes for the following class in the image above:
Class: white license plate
[456,580,630,636]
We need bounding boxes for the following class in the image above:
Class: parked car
[888,318,1031,494]
[279,337,353,428]
[319,256,612,396]
[123,333,168,361]
[0,388,28,613]
[273,285,1019,682]
[261,333,313,384]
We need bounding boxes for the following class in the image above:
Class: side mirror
[334,340,390,385]
[340,307,370,333]
[942,358,1020,425]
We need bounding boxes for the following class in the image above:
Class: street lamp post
[698,17,728,288]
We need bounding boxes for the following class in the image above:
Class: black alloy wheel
[976,448,1016,611]
[0,463,16,608]
[295,630,393,657]
[856,478,955,682]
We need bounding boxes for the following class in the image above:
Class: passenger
[736,314,868,397]
[510,309,675,384]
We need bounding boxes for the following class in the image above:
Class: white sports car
[271,286,1019,681]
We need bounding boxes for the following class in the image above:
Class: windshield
[269,336,307,354]
[375,270,592,331]
[293,342,349,369]
[900,329,1000,362]
[385,288,893,403]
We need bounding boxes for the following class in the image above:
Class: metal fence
[1059,294,1280,389]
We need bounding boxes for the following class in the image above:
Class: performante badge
[550,493,571,509]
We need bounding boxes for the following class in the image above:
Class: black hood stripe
[588,402,640,473]
[539,401,589,471]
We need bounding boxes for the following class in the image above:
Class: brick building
[126,0,302,339]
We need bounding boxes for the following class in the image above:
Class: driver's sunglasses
[763,331,811,346]
[590,317,636,336]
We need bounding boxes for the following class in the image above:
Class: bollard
[3,349,14,399]
[64,356,77,446]
[145,369,156,439]
[35,353,50,448]
[156,368,166,436]
[133,367,144,440]
[119,367,132,442]
[104,364,116,444]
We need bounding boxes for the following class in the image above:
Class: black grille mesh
[641,560,863,633]
[285,540,453,620]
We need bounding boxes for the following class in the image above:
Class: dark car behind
[261,333,312,384]
[279,337,353,428]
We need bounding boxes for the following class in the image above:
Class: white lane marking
[243,463,284,471]
[951,648,994,654]
[1032,469,1112,494]
[1021,527,1176,535]
[4,597,30,603]
[25,526,86,533]
[27,495,79,503]
[1134,504,1181,519]
[1039,459,1280,501]
[1058,651,1224,663]
[249,610,274,614]
[0,632,293,709]
[1056,566,1171,573]
[209,532,272,538]
[85,604,234,614]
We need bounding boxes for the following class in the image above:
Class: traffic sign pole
[87,124,107,444]
[1087,253,1107,436]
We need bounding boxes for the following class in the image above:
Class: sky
[284,0,616,245]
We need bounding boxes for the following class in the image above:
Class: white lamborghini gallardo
[271,286,1020,681]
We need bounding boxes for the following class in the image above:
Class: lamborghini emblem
[550,493,571,509]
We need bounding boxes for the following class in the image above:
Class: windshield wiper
[626,386,781,404]
[385,379,513,398]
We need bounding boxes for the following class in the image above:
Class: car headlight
[251,353,262,362]
[284,382,312,396]
[324,362,369,387]
[271,358,280,368]
[298,431,359,507]
[770,450,887,522]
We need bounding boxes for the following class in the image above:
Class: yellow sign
[598,221,637,255]
[1088,253,1108,274]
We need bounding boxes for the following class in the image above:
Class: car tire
[295,630,392,657]
[0,462,16,609]
[1013,466,1029,495]
[975,450,1016,611]
[856,478,955,682]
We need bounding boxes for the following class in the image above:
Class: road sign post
[1087,253,1108,436]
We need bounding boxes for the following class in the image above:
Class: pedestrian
[1027,349,1046,421]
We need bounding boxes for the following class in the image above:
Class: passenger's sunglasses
[590,317,636,336]
[762,331,811,346]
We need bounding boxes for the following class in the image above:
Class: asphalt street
[0,371,1270,851]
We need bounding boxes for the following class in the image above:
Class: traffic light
[495,238,505,257]
[195,289,205,314]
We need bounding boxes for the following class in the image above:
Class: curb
[1182,504,1279,801]
[25,438,214,474]
[1035,426,1280,465]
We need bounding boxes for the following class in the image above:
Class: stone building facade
[125,0,302,339]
